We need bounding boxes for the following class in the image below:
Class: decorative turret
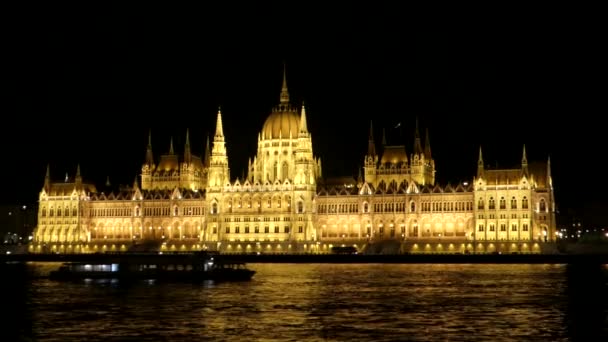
[75,164,82,187]
[521,144,528,176]
[204,134,210,167]
[215,107,225,139]
[413,118,423,155]
[169,137,175,155]
[208,107,230,189]
[382,128,387,147]
[299,102,308,135]
[145,129,154,165]
[364,121,378,184]
[547,155,552,188]
[105,176,111,187]
[184,128,192,164]
[44,164,51,191]
[424,128,432,160]
[280,63,289,104]
[367,121,376,158]
[477,146,484,178]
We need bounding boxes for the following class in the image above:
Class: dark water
[1,262,607,341]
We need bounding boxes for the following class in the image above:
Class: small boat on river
[49,252,255,283]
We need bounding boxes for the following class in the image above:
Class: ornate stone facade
[31,69,557,254]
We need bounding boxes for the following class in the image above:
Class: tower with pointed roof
[207,107,230,189]
[363,121,379,184]
[409,119,435,185]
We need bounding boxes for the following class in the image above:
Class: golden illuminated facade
[31,69,557,254]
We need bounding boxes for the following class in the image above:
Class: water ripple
[1,262,607,341]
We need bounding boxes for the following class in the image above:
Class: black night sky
[3,5,605,226]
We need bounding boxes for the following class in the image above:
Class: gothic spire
[413,118,423,154]
[215,107,224,139]
[184,128,192,163]
[204,133,211,166]
[424,128,432,159]
[299,102,308,134]
[145,129,154,165]
[280,63,290,104]
[547,155,552,188]
[75,164,82,185]
[44,164,51,190]
[382,128,387,146]
[477,146,484,178]
[367,120,376,156]
[522,144,528,175]
[169,137,174,154]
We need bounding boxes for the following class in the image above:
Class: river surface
[1,262,607,341]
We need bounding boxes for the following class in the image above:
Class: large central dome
[261,65,301,140]
[262,108,300,140]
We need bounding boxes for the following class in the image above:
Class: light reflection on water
[1,262,607,341]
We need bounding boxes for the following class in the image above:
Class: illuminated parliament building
[31,70,557,254]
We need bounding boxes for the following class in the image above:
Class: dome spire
[280,63,290,104]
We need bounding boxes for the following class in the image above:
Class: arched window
[273,162,278,181]
[267,198,271,208]
[499,197,506,210]
[410,201,416,213]
[212,202,218,214]
[277,198,282,208]
[363,202,369,213]
[41,208,47,217]
[173,205,178,216]
[72,207,77,216]
[477,198,484,210]
[511,197,517,209]
[57,208,62,217]
[522,197,529,209]
[489,197,495,210]
[539,199,546,212]
[64,208,69,216]
[135,206,140,217]
[297,201,303,213]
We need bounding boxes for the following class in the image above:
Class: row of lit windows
[40,208,78,217]
[477,197,532,210]
[225,226,294,234]
[210,202,304,214]
[225,217,292,223]
[478,213,529,219]
[478,223,529,232]
[421,201,473,212]
[318,203,361,214]
[226,197,292,209]
[39,220,77,225]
